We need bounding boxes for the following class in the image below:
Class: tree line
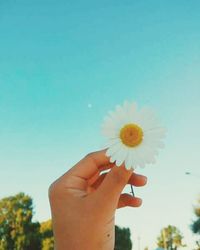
[0,193,199,250]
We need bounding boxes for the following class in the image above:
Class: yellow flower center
[119,124,143,147]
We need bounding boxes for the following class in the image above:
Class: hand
[49,149,147,250]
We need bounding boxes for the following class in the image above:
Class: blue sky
[0,1,200,249]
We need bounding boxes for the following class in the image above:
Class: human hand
[49,149,147,250]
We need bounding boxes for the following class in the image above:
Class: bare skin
[49,149,147,250]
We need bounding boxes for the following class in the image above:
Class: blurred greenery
[157,225,186,250]
[39,220,54,250]
[191,198,200,250]
[0,193,132,250]
[0,193,40,250]
[114,225,132,250]
[191,198,200,234]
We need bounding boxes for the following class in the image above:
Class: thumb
[96,164,133,205]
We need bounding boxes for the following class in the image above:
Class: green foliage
[191,198,200,250]
[192,219,200,234]
[157,225,185,250]
[194,240,200,250]
[114,225,132,250]
[0,193,41,250]
[41,238,54,250]
[40,220,54,250]
[192,198,200,234]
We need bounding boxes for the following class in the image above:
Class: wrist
[53,224,115,250]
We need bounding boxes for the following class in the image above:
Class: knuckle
[85,152,93,160]
[48,181,61,201]
[84,152,95,163]
[111,170,127,185]
[48,183,56,200]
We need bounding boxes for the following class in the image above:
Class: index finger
[64,149,111,180]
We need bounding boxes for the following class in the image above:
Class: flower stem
[130,185,135,196]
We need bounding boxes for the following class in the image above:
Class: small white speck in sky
[88,103,92,108]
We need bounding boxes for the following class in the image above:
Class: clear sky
[0,1,200,249]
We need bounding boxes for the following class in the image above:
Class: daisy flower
[102,101,166,170]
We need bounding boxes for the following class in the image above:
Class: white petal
[126,164,134,170]
[136,108,160,130]
[106,142,122,157]
[125,149,133,170]
[122,101,135,123]
[136,143,157,163]
[115,147,128,166]
[101,124,114,132]
[113,106,124,122]
[109,146,125,164]
[127,102,136,116]
[102,128,118,138]
[123,100,130,109]
[110,155,116,163]
[105,138,121,148]
[144,127,166,138]
[130,150,138,168]
[140,120,158,131]
[144,138,165,149]
[115,158,123,167]
[108,110,120,124]
[102,115,113,125]
[133,148,143,167]
[113,150,125,166]
[139,108,157,122]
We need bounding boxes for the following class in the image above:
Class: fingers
[91,173,106,189]
[60,149,111,181]
[87,163,115,186]
[117,194,142,208]
[91,172,147,189]
[129,173,147,186]
[95,164,133,204]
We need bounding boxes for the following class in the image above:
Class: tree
[0,193,41,250]
[40,220,54,250]
[157,225,185,250]
[191,198,200,250]
[191,198,200,234]
[114,225,132,250]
